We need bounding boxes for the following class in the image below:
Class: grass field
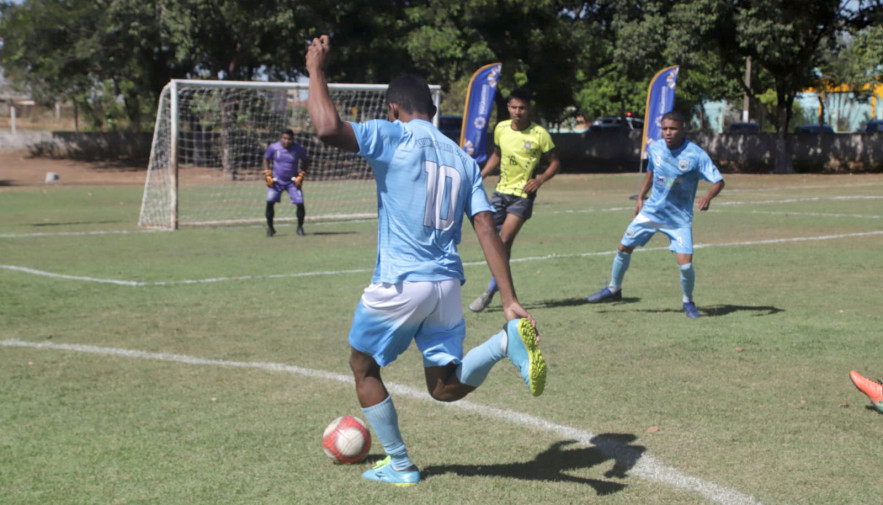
[2,171,882,505]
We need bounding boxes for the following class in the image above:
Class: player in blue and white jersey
[306,34,546,486]
[586,111,724,318]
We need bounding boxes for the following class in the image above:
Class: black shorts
[490,191,535,227]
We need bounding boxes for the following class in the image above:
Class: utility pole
[742,57,751,122]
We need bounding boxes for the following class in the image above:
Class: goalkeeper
[262,129,310,237]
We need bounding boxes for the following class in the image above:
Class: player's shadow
[476,296,641,312]
[303,231,357,236]
[421,433,644,495]
[628,304,783,317]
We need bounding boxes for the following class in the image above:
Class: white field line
[0,338,761,505]
[723,181,883,193]
[724,210,881,220]
[0,229,164,239]
[551,194,883,215]
[3,230,883,286]
[0,219,371,240]
[0,264,374,286]
[2,195,879,240]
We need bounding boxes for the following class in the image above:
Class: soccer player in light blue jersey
[587,111,724,318]
[306,35,547,486]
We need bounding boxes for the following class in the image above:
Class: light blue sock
[361,396,413,470]
[610,250,631,290]
[456,330,506,387]
[679,262,695,302]
[486,277,497,294]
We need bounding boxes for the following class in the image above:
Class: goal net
[139,79,441,229]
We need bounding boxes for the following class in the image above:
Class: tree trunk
[774,93,793,174]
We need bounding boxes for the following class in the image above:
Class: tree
[0,0,99,129]
[389,0,586,121]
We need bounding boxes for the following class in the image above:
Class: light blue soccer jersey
[641,139,722,227]
[349,118,493,285]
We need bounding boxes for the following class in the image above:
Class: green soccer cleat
[362,456,420,486]
[505,318,547,397]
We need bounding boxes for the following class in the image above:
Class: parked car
[589,116,644,132]
[438,115,463,142]
[795,124,835,134]
[726,122,760,134]
[863,119,883,133]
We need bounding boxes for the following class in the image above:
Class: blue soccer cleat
[587,286,622,303]
[362,456,420,486]
[505,318,547,397]
[683,301,700,319]
[469,290,494,313]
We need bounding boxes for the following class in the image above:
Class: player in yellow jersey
[469,89,561,312]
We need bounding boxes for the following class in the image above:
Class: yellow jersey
[493,120,555,198]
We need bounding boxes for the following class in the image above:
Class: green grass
[2,172,883,505]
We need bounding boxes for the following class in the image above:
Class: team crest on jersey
[524,141,532,151]
[678,159,690,172]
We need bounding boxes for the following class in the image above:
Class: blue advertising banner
[460,63,501,163]
[640,65,679,162]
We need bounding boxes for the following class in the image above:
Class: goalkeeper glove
[294,171,306,188]
[264,168,274,187]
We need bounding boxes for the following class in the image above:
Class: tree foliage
[0,0,880,139]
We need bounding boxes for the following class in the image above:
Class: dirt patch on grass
[0,151,147,187]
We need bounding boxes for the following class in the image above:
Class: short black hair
[387,74,437,117]
[281,128,294,137]
[661,110,685,125]
[508,88,532,104]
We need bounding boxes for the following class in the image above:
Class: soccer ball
[322,415,371,464]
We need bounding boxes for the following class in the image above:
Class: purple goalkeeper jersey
[264,141,308,182]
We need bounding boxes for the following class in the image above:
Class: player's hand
[523,179,541,194]
[306,35,331,73]
[502,301,536,329]
[696,194,712,211]
[294,172,305,188]
[264,168,274,187]
[632,198,644,218]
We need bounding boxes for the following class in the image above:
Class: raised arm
[305,35,359,153]
[471,211,535,326]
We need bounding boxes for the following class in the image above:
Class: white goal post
[139,79,442,229]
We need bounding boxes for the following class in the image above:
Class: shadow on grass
[303,231,358,236]
[421,434,644,494]
[470,298,782,317]
[623,304,783,317]
[476,296,642,311]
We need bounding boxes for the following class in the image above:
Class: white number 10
[423,161,462,231]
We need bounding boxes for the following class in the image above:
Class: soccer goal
[139,79,442,229]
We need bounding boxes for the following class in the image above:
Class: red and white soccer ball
[322,415,371,464]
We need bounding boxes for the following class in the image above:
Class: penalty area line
[3,230,882,287]
[0,338,761,505]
